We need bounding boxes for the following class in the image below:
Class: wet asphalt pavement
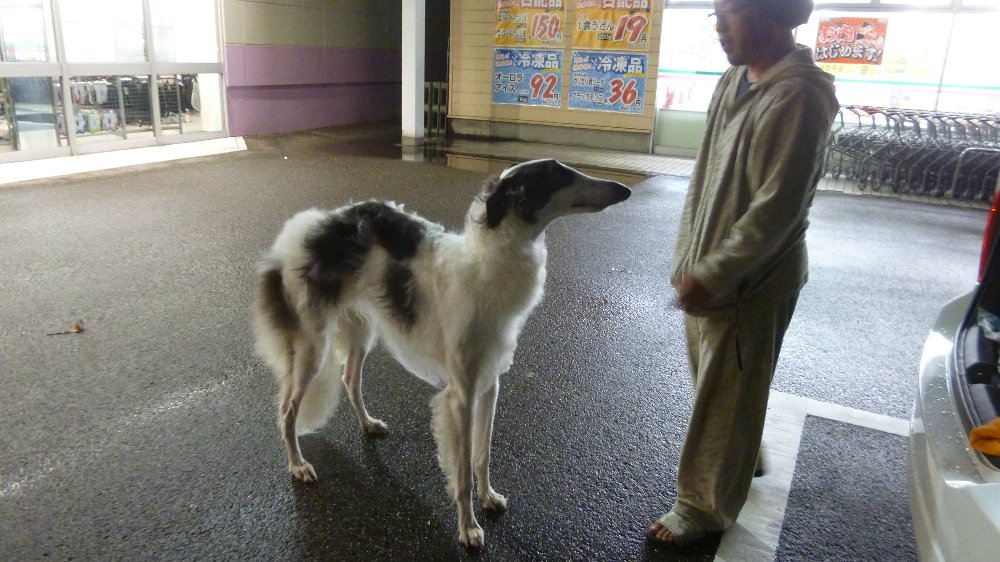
[0,127,988,561]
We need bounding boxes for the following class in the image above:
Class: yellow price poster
[496,0,566,48]
[572,0,651,51]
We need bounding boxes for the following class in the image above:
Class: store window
[657,2,1000,114]
[157,73,224,136]
[59,0,147,63]
[69,75,154,144]
[802,11,950,110]
[938,13,1000,113]
[0,0,225,160]
[1,0,58,154]
[881,0,951,5]
[1,76,62,152]
[0,82,10,153]
[149,0,220,63]
[0,0,54,62]
[655,8,726,111]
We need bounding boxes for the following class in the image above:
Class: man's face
[712,0,766,67]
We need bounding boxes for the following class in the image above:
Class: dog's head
[479,159,631,229]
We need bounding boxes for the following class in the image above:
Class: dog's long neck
[463,204,548,260]
[461,204,548,305]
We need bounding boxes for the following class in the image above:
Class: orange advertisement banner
[572,0,651,51]
[815,17,888,66]
[496,0,567,48]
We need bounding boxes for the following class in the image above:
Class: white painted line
[715,392,909,561]
[0,136,246,186]
[793,392,910,436]
[716,392,808,561]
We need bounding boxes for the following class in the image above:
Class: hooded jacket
[670,44,839,310]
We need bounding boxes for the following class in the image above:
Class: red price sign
[529,73,559,100]
[530,13,562,41]
[608,78,639,107]
[613,14,648,44]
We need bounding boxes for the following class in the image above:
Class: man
[647,0,839,548]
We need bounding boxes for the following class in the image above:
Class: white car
[909,191,1000,561]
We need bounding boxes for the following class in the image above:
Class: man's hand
[674,273,714,313]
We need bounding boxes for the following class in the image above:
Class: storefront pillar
[401,0,425,146]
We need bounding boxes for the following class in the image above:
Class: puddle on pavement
[266,129,649,185]
[440,153,648,185]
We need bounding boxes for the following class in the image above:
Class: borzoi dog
[253,159,630,548]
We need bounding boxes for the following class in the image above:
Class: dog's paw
[362,418,389,435]
[459,524,485,549]
[480,489,508,512]
[289,461,317,483]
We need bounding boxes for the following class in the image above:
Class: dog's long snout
[610,181,631,203]
[593,179,630,207]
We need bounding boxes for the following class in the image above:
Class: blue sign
[568,50,646,113]
[493,48,562,107]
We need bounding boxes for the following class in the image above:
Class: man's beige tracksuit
[668,45,840,533]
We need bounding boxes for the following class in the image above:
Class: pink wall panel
[226,44,401,87]
[226,83,401,136]
[224,44,402,135]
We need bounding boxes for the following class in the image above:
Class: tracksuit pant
[672,290,800,532]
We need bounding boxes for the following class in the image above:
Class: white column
[401,0,425,146]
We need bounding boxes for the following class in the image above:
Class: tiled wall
[222,0,402,136]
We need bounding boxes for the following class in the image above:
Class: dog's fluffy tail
[294,353,342,435]
[254,261,342,435]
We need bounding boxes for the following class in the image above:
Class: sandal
[646,511,706,548]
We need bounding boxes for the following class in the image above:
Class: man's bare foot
[646,511,706,548]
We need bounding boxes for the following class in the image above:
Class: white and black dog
[253,159,630,548]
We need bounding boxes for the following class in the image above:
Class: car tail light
[980,188,1000,282]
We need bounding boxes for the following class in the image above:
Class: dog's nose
[612,182,632,202]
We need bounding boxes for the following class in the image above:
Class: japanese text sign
[572,0,651,51]
[493,48,563,107]
[496,0,566,48]
[815,17,888,66]
[568,50,646,113]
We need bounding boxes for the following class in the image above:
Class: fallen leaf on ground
[46,320,85,336]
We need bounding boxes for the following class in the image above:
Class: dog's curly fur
[253,159,630,548]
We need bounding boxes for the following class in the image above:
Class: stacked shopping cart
[826,105,1000,202]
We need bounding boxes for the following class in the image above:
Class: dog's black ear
[483,176,509,228]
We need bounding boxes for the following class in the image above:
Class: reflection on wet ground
[243,123,649,186]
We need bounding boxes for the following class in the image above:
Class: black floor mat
[776,416,918,561]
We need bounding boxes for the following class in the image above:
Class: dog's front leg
[432,385,483,549]
[474,378,507,512]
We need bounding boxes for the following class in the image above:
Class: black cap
[741,0,814,29]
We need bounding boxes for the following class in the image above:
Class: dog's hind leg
[279,337,322,482]
[432,384,483,549]
[473,378,507,512]
[342,347,388,435]
[335,313,387,435]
